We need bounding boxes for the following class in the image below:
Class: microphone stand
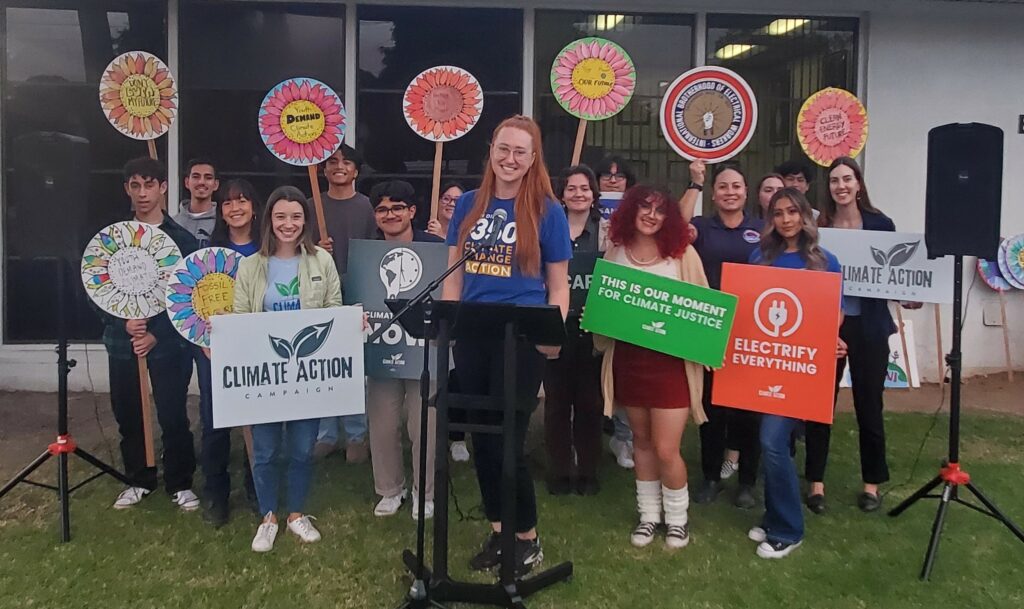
[375,239,495,609]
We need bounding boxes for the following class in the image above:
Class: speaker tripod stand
[0,259,131,542]
[888,255,1024,579]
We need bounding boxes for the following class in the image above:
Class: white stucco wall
[863,2,1024,381]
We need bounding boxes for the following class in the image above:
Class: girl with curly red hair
[593,185,709,550]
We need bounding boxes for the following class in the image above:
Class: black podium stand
[387,299,573,609]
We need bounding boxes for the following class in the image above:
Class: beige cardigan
[592,245,711,425]
[233,244,342,313]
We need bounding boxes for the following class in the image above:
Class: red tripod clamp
[940,462,971,486]
[48,434,78,455]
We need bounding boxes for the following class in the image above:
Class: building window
[2,3,166,342]
[179,1,345,201]
[357,4,522,222]
[706,14,858,207]
[534,11,694,192]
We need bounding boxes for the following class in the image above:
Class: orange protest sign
[712,263,842,424]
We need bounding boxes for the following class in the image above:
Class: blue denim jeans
[251,418,320,515]
[760,414,804,545]
[316,414,367,445]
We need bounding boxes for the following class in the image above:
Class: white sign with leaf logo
[210,306,366,428]
[819,228,954,304]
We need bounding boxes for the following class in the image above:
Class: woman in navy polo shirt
[443,115,571,577]
[680,161,765,510]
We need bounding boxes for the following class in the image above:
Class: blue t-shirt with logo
[228,241,259,257]
[263,255,301,312]
[748,248,845,312]
[446,191,573,305]
[691,213,764,290]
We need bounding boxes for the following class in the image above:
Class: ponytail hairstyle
[758,187,828,271]
[820,156,879,227]
[457,115,554,276]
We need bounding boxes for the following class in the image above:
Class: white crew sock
[663,484,690,527]
[636,479,662,524]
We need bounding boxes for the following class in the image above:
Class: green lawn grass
[2,411,1023,609]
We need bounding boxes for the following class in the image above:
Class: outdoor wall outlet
[982,301,1003,327]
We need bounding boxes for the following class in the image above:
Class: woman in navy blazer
[805,157,911,514]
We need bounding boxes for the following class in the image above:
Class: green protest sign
[580,259,737,367]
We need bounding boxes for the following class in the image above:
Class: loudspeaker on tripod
[924,123,1003,260]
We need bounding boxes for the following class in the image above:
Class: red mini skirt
[612,341,690,409]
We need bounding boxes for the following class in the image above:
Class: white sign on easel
[841,319,920,389]
[211,307,366,428]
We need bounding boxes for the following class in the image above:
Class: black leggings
[805,316,891,485]
[453,336,545,533]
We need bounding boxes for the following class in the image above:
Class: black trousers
[805,316,891,485]
[542,327,603,480]
[195,349,255,503]
[108,352,196,493]
[699,371,761,487]
[453,336,545,533]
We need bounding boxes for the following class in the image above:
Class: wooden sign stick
[934,304,945,382]
[137,353,156,467]
[430,141,443,221]
[998,290,1014,382]
[307,165,329,243]
[571,119,588,166]
[147,139,158,160]
[894,305,915,389]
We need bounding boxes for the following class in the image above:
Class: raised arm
[677,159,706,224]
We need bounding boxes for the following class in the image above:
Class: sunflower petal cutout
[164,247,244,347]
[259,77,347,166]
[98,51,177,141]
[797,87,869,167]
[550,37,636,121]
[81,222,182,320]
[403,66,483,142]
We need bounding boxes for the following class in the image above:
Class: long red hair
[457,115,554,276]
[608,185,691,258]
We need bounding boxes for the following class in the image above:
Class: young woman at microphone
[443,115,572,577]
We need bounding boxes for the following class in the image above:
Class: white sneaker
[287,515,321,543]
[756,539,802,559]
[609,437,635,469]
[748,526,767,543]
[113,486,150,509]
[450,441,470,462]
[411,500,434,521]
[374,489,408,516]
[720,459,739,480]
[665,524,690,549]
[252,518,279,553]
[172,489,200,512]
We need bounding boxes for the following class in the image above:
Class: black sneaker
[857,492,882,513]
[756,539,802,559]
[692,480,723,504]
[202,498,230,528]
[734,485,757,510]
[546,476,573,496]
[469,532,502,571]
[513,537,544,577]
[805,493,826,514]
[576,476,600,496]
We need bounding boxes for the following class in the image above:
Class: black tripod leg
[58,452,71,542]
[888,474,943,517]
[73,448,133,486]
[920,482,953,581]
[0,450,51,498]
[964,482,1024,544]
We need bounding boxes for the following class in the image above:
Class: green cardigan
[233,245,343,313]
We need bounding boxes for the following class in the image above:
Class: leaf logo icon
[652,321,665,329]
[291,320,334,359]
[870,247,887,266]
[269,336,293,360]
[885,241,920,267]
[769,385,782,393]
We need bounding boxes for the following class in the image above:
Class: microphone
[480,208,508,250]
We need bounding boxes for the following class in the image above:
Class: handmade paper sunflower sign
[258,77,347,241]
[165,247,244,348]
[98,51,177,159]
[402,66,483,220]
[550,38,636,165]
[81,221,183,466]
[797,88,868,167]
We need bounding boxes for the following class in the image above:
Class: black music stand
[387,299,573,609]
